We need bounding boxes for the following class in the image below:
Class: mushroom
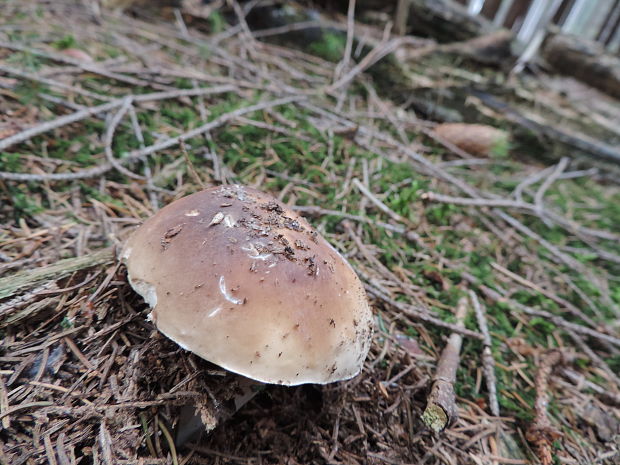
[122,185,373,386]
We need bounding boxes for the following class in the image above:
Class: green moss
[4,185,45,221]
[605,355,620,374]
[0,152,22,172]
[490,134,511,159]
[426,203,458,225]
[209,10,226,34]
[51,34,77,50]
[6,51,43,71]
[308,32,345,62]
[80,184,126,211]
[529,317,557,335]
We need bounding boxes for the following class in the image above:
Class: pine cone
[432,123,509,157]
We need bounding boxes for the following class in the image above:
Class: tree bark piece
[421,295,468,432]
[525,349,565,465]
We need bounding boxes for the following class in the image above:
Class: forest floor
[1,1,619,464]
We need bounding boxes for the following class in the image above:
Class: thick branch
[0,248,115,301]
[421,295,468,432]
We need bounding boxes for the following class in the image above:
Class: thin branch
[296,195,620,350]
[326,35,431,93]
[250,20,322,39]
[0,64,112,102]
[364,282,483,341]
[334,0,356,82]
[0,40,172,91]
[492,209,584,271]
[422,192,620,244]
[560,368,620,406]
[104,96,144,180]
[0,85,237,152]
[534,157,569,216]
[0,95,303,182]
[490,261,598,328]
[230,0,258,56]
[353,178,408,224]
[422,192,529,209]
[127,104,159,210]
[0,99,125,152]
[294,205,401,231]
[469,290,499,417]
[474,282,620,349]
[514,165,555,204]
[558,167,599,180]
[565,329,620,388]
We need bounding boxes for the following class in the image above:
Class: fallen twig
[421,191,620,244]
[297,202,620,352]
[0,64,113,102]
[104,96,143,180]
[565,329,620,388]
[0,85,237,153]
[0,248,115,301]
[534,157,569,217]
[469,290,499,417]
[0,95,302,182]
[334,0,356,84]
[0,40,172,91]
[0,99,126,152]
[421,295,469,432]
[473,282,620,350]
[328,35,427,93]
[364,282,483,341]
[353,178,409,224]
[560,368,620,406]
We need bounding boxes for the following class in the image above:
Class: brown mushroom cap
[122,185,373,385]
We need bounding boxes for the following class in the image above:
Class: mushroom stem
[421,295,468,432]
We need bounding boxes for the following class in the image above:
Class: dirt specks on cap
[208,212,225,227]
[161,224,184,250]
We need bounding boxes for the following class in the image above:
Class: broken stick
[421,295,468,432]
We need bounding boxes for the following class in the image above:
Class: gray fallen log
[542,33,620,99]
[406,0,495,42]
